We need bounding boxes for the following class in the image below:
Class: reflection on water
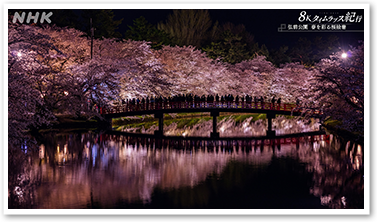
[121,115,321,137]
[9,132,363,209]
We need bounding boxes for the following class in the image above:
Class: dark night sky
[113,9,364,50]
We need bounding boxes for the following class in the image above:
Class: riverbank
[112,113,270,132]
[33,114,111,133]
[322,119,364,145]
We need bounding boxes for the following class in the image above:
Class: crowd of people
[121,94,290,106]
[100,94,303,114]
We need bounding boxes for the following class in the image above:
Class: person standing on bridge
[277,98,281,110]
[226,94,230,108]
[271,96,276,110]
[184,94,188,108]
[254,96,258,108]
[146,97,149,110]
[189,94,193,107]
[141,98,145,110]
[194,95,198,108]
[230,94,234,107]
[125,99,129,112]
[208,95,214,107]
[130,98,134,111]
[185,94,190,107]
[214,94,219,108]
[245,95,249,108]
[179,94,184,108]
[201,95,206,108]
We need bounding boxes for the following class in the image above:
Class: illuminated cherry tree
[229,56,276,97]
[34,26,125,114]
[314,43,364,132]
[157,45,242,96]
[8,22,58,145]
[271,62,316,103]
[9,20,363,136]
[114,40,171,99]
[9,23,170,119]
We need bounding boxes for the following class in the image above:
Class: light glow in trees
[157,45,241,96]
[272,62,316,103]
[314,43,364,133]
[8,22,57,146]
[8,19,364,138]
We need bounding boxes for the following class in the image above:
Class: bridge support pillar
[210,111,219,138]
[154,113,164,137]
[266,113,276,137]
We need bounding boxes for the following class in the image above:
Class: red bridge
[101,100,323,138]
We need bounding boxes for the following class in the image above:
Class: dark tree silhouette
[125,16,172,49]
[157,9,217,48]
[203,30,250,64]
[81,9,123,39]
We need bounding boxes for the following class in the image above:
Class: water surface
[9,131,363,209]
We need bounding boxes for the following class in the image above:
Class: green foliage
[81,9,123,39]
[176,118,201,128]
[289,37,313,66]
[232,114,254,124]
[118,120,158,132]
[203,30,250,64]
[48,9,79,29]
[270,45,291,66]
[323,118,342,127]
[231,113,266,124]
[312,35,340,62]
[125,16,172,49]
[249,42,269,58]
[202,22,271,64]
[285,35,340,67]
[323,118,362,143]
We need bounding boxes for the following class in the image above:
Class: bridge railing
[101,101,322,115]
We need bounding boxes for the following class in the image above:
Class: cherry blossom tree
[314,43,364,133]
[229,56,321,106]
[271,62,316,103]
[24,25,123,117]
[9,21,173,126]
[8,22,58,146]
[229,56,277,97]
[113,40,171,99]
[157,45,242,96]
[10,18,363,137]
[40,26,172,107]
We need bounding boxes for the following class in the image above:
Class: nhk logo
[12,11,53,24]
